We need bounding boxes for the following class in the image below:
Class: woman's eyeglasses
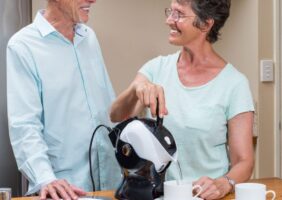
[165,8,195,22]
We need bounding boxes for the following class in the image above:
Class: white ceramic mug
[235,183,276,200]
[164,180,202,200]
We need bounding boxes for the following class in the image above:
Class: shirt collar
[34,10,56,37]
[34,10,88,38]
[75,23,88,37]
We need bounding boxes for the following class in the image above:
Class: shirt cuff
[26,178,57,195]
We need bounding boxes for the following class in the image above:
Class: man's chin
[79,19,88,24]
[74,16,88,24]
[79,15,89,23]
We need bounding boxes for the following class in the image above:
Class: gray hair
[176,0,231,43]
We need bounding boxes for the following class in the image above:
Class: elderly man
[7,0,120,199]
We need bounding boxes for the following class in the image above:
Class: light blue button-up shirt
[7,11,121,194]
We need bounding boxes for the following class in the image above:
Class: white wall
[90,0,178,94]
[257,0,276,178]
[214,0,258,101]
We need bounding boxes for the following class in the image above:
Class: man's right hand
[40,179,86,200]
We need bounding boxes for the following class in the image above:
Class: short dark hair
[177,0,231,43]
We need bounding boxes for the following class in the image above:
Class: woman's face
[165,0,202,46]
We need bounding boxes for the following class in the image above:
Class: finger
[70,185,87,196]
[40,187,48,200]
[194,177,213,194]
[164,107,168,115]
[53,181,71,200]
[199,183,219,200]
[143,85,150,107]
[47,184,61,200]
[193,176,208,187]
[136,87,144,105]
[202,182,214,194]
[149,87,157,117]
[193,180,204,195]
[156,86,166,117]
[200,188,213,200]
[202,189,221,200]
[60,181,79,199]
[135,83,146,105]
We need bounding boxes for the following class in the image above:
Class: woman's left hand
[193,176,232,200]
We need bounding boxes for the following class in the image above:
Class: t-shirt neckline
[173,51,231,90]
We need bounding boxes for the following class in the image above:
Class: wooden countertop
[12,178,282,200]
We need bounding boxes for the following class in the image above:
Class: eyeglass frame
[165,8,196,22]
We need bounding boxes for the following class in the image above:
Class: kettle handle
[156,98,163,126]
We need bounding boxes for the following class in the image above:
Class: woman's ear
[201,18,214,33]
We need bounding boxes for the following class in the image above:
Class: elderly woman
[110,0,254,199]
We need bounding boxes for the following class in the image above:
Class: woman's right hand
[110,73,168,122]
[133,79,168,118]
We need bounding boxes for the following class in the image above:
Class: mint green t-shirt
[139,51,254,181]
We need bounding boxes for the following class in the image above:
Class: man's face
[59,0,96,23]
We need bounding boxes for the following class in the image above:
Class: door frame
[274,0,282,178]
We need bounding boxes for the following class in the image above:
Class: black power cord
[88,124,112,192]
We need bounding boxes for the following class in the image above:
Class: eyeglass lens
[165,8,179,21]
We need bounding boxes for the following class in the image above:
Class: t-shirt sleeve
[227,76,255,120]
[138,56,162,82]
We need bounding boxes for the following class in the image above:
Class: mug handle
[192,184,203,198]
[266,190,276,200]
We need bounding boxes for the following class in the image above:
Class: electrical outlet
[260,60,274,82]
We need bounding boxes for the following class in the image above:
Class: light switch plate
[260,60,274,82]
